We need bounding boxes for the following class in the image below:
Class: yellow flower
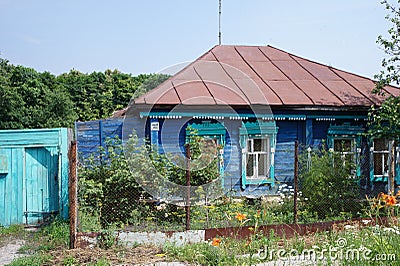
[211,237,221,247]
[235,212,247,222]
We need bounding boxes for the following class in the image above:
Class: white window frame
[372,138,390,178]
[244,136,271,180]
[333,138,356,163]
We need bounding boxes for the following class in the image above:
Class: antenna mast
[218,0,222,45]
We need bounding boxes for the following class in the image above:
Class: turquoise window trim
[239,121,278,189]
[327,123,364,178]
[185,121,226,184]
[185,121,226,145]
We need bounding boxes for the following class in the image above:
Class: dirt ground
[47,245,168,265]
[0,236,189,266]
[0,239,27,266]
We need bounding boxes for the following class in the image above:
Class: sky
[0,0,394,79]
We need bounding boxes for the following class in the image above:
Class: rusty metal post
[293,140,299,224]
[69,141,78,249]
[185,143,191,231]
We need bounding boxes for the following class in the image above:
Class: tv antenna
[218,0,222,45]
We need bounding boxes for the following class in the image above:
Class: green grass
[6,218,70,265]
[0,224,27,244]
[7,254,52,266]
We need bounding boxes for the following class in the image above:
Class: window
[372,138,390,178]
[332,138,358,177]
[245,137,270,179]
[185,121,226,179]
[327,123,364,178]
[240,121,278,189]
[333,138,356,162]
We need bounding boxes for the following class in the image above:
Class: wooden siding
[274,121,305,183]
[76,119,123,161]
[222,120,242,191]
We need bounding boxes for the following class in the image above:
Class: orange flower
[385,195,397,206]
[211,237,221,247]
[235,212,247,222]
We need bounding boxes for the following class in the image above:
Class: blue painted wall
[76,114,400,197]
[0,128,70,226]
[75,118,123,161]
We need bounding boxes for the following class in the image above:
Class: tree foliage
[0,58,170,129]
[370,0,400,138]
[0,59,77,129]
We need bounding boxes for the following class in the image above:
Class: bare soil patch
[46,245,168,265]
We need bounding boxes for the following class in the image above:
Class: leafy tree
[130,73,170,100]
[0,60,77,129]
[370,0,400,139]
[57,70,169,121]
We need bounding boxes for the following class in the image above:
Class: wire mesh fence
[75,138,397,233]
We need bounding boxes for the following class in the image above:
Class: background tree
[0,57,170,129]
[0,60,77,129]
[369,0,400,195]
[369,0,400,139]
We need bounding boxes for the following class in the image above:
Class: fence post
[293,140,299,224]
[388,140,395,195]
[69,141,78,249]
[185,143,191,231]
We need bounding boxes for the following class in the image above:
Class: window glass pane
[261,138,269,152]
[258,154,268,176]
[334,139,352,152]
[254,139,262,152]
[373,139,389,176]
[374,139,387,151]
[247,139,253,152]
[373,153,388,175]
[246,154,254,177]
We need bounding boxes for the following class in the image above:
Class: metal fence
[73,138,397,234]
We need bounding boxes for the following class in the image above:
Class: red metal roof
[135,45,397,107]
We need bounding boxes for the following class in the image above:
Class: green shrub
[299,147,364,219]
[79,136,150,228]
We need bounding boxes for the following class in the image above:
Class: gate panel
[0,148,24,225]
[24,147,59,225]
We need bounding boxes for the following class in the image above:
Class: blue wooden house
[105,45,400,196]
[0,128,71,226]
